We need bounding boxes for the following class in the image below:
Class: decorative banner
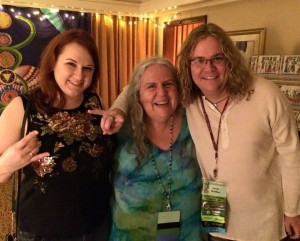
[0,5,91,114]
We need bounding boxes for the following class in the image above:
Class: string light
[0,4,180,29]
[0,2,178,18]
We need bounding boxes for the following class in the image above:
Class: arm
[272,92,300,237]
[0,97,49,182]
[88,86,129,134]
[110,86,129,114]
[257,78,300,237]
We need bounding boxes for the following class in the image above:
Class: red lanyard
[199,96,229,179]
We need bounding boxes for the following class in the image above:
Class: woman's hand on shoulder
[88,108,126,135]
[0,131,49,182]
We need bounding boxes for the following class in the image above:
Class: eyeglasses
[190,55,226,67]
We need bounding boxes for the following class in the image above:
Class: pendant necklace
[150,115,173,211]
[205,96,229,108]
[200,95,229,179]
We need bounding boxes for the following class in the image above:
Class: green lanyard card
[201,179,227,233]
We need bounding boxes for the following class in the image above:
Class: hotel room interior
[0,0,299,238]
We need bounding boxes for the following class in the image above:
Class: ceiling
[112,0,150,2]
[91,0,242,16]
[0,0,242,17]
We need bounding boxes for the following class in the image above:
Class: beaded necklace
[149,115,173,211]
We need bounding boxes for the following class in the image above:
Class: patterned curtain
[91,14,156,108]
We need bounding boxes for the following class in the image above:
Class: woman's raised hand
[0,131,49,182]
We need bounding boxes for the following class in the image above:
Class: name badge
[201,179,227,233]
[156,210,181,241]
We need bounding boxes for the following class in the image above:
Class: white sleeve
[110,86,129,114]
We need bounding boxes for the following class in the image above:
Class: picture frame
[255,55,282,74]
[249,55,259,72]
[227,28,266,65]
[275,81,300,108]
[280,55,300,75]
[292,109,300,129]
[273,80,300,129]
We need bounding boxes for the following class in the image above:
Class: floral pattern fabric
[18,92,115,238]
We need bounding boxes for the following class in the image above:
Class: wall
[157,0,300,56]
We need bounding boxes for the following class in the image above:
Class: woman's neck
[54,94,84,110]
[146,110,181,151]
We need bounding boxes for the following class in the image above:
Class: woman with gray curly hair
[108,56,202,241]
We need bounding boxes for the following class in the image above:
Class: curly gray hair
[126,56,180,163]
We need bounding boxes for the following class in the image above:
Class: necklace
[205,96,229,108]
[149,115,173,211]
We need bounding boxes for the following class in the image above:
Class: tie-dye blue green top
[110,112,202,241]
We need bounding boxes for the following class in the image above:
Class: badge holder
[156,210,180,241]
[201,179,227,233]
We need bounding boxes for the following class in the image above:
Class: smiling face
[139,63,178,123]
[53,42,95,106]
[190,36,228,101]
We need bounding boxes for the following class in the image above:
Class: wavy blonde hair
[178,23,254,106]
[125,57,180,163]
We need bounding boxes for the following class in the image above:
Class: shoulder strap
[11,95,31,238]
[20,95,30,137]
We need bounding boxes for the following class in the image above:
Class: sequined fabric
[18,92,115,238]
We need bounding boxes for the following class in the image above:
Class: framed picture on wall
[227,28,266,65]
[255,55,282,74]
[273,80,300,129]
[275,81,300,108]
[281,55,300,75]
[293,109,300,129]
